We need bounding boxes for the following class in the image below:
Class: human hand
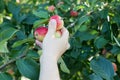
[36,19,70,61]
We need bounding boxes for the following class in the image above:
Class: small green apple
[55,30,62,38]
[117,54,120,63]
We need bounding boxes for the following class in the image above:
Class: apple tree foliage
[0,0,120,80]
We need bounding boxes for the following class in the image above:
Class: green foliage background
[0,0,120,80]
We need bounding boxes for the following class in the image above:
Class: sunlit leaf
[58,57,70,74]
[0,39,9,53]
[12,38,34,48]
[0,28,18,41]
[33,10,49,18]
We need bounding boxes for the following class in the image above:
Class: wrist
[42,49,60,55]
[40,53,57,64]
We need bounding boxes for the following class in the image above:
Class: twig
[0,47,29,71]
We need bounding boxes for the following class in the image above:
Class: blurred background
[0,0,120,80]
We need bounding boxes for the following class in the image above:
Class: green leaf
[16,31,27,40]
[27,50,39,59]
[33,19,48,28]
[0,39,9,53]
[90,56,114,80]
[94,36,108,49]
[0,22,13,30]
[59,5,70,12]
[23,13,38,24]
[74,15,89,32]
[101,21,110,33]
[74,31,96,41]
[0,0,4,13]
[113,14,120,24]
[10,46,28,58]
[113,36,120,47]
[99,9,108,19]
[78,15,89,26]
[33,10,49,18]
[12,38,34,48]
[0,28,18,41]
[16,58,39,80]
[8,2,21,14]
[64,0,71,5]
[18,14,27,23]
[89,73,103,80]
[58,57,70,74]
[110,45,120,54]
[79,25,88,32]
[71,50,80,59]
[88,0,97,5]
[7,2,21,21]
[0,72,13,80]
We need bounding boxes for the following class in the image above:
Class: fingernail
[50,19,56,23]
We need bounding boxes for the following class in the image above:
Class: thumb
[47,19,57,36]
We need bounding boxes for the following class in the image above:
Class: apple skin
[55,30,62,38]
[102,48,107,55]
[70,10,78,17]
[34,27,62,42]
[34,27,48,42]
[112,62,117,72]
[50,15,64,30]
[7,69,14,75]
[48,5,55,12]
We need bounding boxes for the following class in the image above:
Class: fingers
[60,27,69,41]
[67,43,70,49]
[35,40,43,48]
[47,19,57,37]
[60,27,70,49]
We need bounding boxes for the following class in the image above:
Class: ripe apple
[34,27,48,42]
[34,26,62,42]
[48,5,55,12]
[102,48,107,55]
[50,15,64,30]
[112,62,117,72]
[70,10,78,17]
[7,69,14,75]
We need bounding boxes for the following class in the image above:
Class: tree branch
[0,47,29,71]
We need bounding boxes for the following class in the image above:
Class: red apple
[34,27,48,42]
[34,26,62,42]
[50,15,64,30]
[70,10,78,17]
[48,5,55,12]
[7,69,14,75]
[102,48,107,55]
[112,62,117,72]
